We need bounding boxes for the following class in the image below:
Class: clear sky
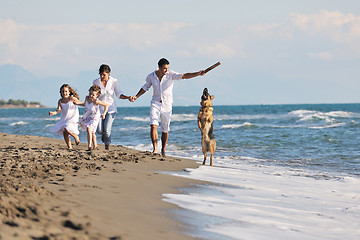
[1,0,360,106]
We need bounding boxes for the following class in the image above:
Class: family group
[49,58,206,156]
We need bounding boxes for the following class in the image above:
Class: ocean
[1,104,360,239]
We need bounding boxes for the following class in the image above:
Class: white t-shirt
[141,70,183,111]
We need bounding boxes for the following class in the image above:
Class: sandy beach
[0,133,202,240]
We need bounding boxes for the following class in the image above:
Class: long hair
[59,84,79,99]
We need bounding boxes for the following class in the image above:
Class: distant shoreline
[0,104,47,109]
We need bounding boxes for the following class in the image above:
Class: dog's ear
[210,95,215,100]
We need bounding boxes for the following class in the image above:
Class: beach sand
[0,133,202,240]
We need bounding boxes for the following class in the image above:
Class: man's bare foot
[161,149,166,157]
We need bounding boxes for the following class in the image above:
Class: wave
[288,110,349,126]
[9,121,29,126]
[123,116,149,122]
[221,122,256,129]
[115,126,149,131]
[289,109,360,121]
[123,114,197,123]
[325,111,359,118]
[125,114,203,122]
[171,114,197,122]
[309,123,346,129]
[215,114,286,121]
[44,117,61,121]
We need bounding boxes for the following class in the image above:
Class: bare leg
[92,132,98,150]
[150,125,158,153]
[210,154,213,166]
[87,127,92,150]
[63,130,72,149]
[161,132,168,157]
[67,129,80,145]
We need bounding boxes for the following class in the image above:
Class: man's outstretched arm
[182,70,206,79]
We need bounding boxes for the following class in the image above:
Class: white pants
[150,101,172,133]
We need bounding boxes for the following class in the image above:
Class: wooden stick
[204,62,221,73]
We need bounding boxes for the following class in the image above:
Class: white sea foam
[9,121,29,126]
[165,163,360,240]
[221,122,255,129]
[171,114,197,122]
[44,117,60,121]
[115,126,149,131]
[215,114,286,121]
[325,111,360,118]
[309,122,346,129]
[123,114,198,123]
[289,109,360,122]
[123,116,149,122]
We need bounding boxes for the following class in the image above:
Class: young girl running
[79,85,109,150]
[49,84,83,149]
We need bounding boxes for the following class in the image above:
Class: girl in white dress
[79,85,109,150]
[49,84,83,149]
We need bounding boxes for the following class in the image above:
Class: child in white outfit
[79,85,109,150]
[49,84,83,149]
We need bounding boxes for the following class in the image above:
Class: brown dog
[197,88,216,166]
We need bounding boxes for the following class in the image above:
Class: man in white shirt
[134,58,206,157]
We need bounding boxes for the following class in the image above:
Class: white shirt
[142,70,183,111]
[93,76,123,113]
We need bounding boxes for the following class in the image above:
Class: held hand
[101,113,106,119]
[129,96,137,102]
[199,70,206,76]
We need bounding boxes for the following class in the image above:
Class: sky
[1,0,360,106]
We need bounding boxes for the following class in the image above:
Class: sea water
[1,104,360,239]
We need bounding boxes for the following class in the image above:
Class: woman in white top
[93,64,133,150]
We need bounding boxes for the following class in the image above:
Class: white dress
[51,100,79,136]
[79,100,101,133]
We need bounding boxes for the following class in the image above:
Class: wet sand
[0,133,202,240]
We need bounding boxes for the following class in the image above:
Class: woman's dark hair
[158,58,169,68]
[99,64,111,74]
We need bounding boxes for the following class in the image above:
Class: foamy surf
[165,163,360,240]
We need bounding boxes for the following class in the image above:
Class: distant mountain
[0,64,146,108]
[0,64,37,100]
[0,64,70,107]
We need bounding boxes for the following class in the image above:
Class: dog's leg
[197,118,202,130]
[210,139,216,167]
[202,152,207,165]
